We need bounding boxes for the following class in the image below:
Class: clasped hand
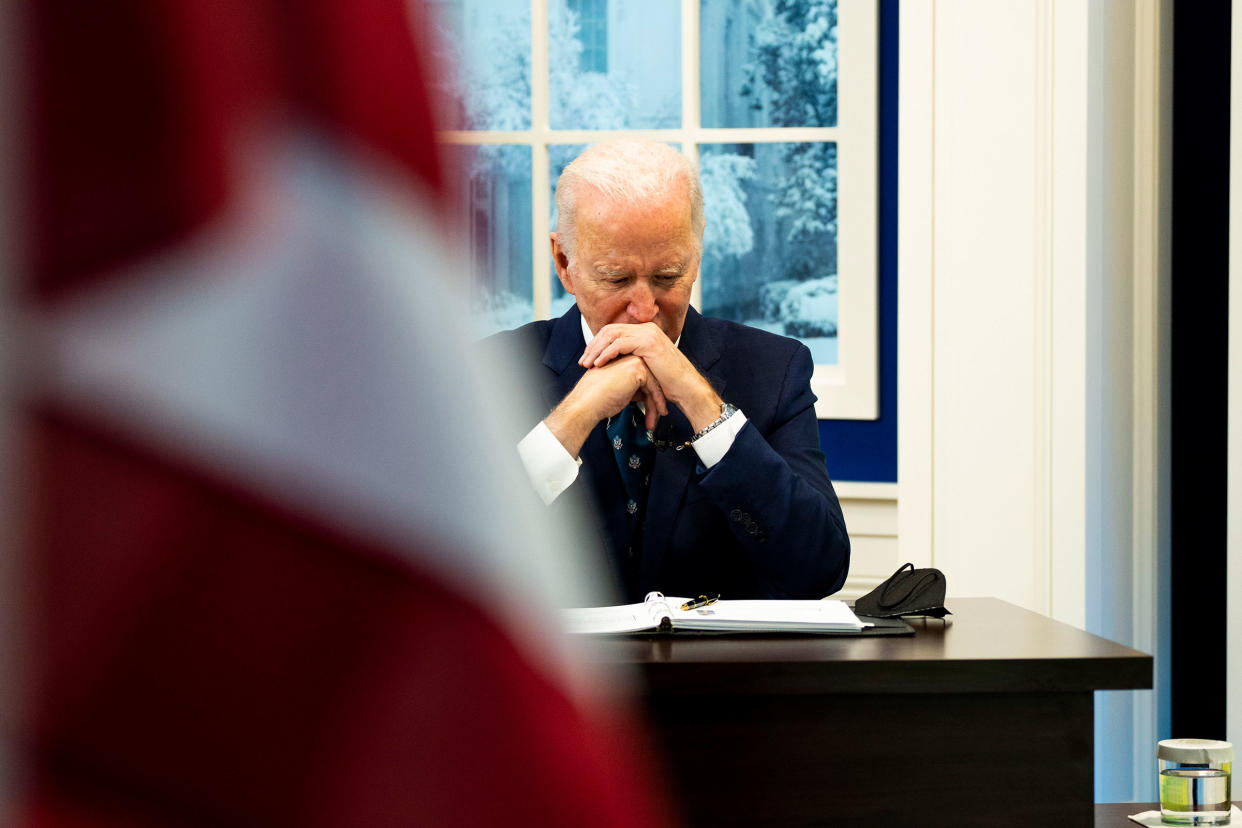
[545,323,723,459]
[586,322,724,428]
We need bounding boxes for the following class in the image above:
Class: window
[432,0,877,419]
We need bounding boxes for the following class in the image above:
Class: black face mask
[854,563,951,619]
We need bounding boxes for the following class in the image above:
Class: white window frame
[439,0,878,419]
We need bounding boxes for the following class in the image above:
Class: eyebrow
[592,261,688,278]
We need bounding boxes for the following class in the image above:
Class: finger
[599,325,667,367]
[644,374,668,421]
[592,334,636,367]
[579,328,618,367]
[645,398,661,432]
[637,387,661,432]
[578,332,602,366]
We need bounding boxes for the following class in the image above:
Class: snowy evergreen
[742,0,838,281]
[701,153,758,263]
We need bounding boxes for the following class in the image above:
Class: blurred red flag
[11,1,675,825]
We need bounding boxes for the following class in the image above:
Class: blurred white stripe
[26,129,617,697]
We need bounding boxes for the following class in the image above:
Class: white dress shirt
[518,316,746,505]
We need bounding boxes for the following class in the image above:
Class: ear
[550,233,575,294]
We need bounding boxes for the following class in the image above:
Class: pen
[681,594,720,611]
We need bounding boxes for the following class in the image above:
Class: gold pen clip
[681,594,720,611]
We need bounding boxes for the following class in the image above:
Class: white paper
[668,599,866,632]
[562,595,867,634]
[1128,804,1242,826]
[562,592,673,634]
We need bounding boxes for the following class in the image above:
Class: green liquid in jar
[1160,767,1231,825]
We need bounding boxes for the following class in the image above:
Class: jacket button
[729,509,743,522]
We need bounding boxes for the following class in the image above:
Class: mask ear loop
[877,563,938,610]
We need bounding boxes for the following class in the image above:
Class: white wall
[833,483,899,602]
[1228,0,1242,763]
[898,0,1171,801]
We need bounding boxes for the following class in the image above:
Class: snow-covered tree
[700,152,757,263]
[549,8,636,133]
[436,6,635,177]
[743,0,837,126]
[742,0,838,279]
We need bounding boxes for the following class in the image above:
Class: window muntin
[432,0,877,418]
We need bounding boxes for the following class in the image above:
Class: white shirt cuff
[691,409,748,469]
[518,421,582,505]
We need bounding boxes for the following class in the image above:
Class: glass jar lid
[1158,739,1234,763]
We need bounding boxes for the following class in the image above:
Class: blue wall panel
[819,0,898,483]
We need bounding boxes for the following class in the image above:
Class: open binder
[563,591,870,635]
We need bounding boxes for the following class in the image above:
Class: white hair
[554,141,705,265]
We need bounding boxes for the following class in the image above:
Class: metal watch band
[691,402,738,443]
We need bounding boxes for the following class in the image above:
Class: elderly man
[489,140,849,602]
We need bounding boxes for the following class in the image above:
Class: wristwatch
[691,401,738,443]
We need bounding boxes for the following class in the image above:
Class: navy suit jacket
[487,305,849,602]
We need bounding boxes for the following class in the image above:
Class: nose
[627,280,657,324]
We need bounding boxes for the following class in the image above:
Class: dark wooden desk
[584,597,1152,827]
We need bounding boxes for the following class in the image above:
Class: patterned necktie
[607,403,656,523]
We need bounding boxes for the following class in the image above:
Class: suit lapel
[677,307,727,397]
[542,304,587,380]
[542,305,606,465]
[639,308,727,590]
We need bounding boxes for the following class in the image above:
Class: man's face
[552,184,700,342]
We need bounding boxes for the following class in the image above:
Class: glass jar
[1159,738,1233,825]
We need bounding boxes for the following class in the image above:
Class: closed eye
[592,268,630,286]
[653,272,685,286]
